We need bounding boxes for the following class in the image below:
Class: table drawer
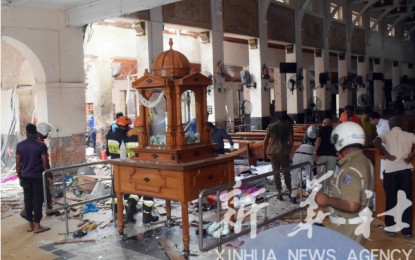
[192,164,230,191]
[129,169,166,194]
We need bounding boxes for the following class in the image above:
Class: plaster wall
[224,42,249,66]
[162,34,201,64]
[2,6,84,83]
[267,48,285,68]
[84,24,137,60]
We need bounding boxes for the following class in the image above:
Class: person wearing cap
[315,121,374,244]
[16,123,51,233]
[374,117,415,238]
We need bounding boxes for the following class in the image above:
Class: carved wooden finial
[169,38,173,49]
[144,68,149,75]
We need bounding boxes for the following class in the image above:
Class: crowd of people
[15,106,414,244]
[263,105,415,244]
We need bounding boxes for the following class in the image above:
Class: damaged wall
[2,5,86,169]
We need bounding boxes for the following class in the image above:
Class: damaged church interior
[1,0,415,259]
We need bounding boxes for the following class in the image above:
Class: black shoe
[143,213,159,225]
[403,233,412,238]
[126,198,138,224]
[290,197,297,204]
[277,194,283,201]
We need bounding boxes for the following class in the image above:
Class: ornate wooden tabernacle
[110,39,235,254]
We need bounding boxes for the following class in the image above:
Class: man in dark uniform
[107,116,159,224]
[106,116,130,159]
[315,121,374,245]
[16,123,51,233]
[263,114,294,201]
[208,122,234,154]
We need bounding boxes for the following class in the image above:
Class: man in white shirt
[369,112,389,136]
[369,112,390,180]
[374,117,415,238]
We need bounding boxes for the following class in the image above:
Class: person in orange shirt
[339,105,362,126]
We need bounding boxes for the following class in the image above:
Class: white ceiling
[1,0,180,26]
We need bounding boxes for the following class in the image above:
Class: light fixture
[248,38,258,49]
[199,31,210,44]
[132,21,145,36]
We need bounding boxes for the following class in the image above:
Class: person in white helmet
[315,121,374,245]
[36,122,54,214]
[302,124,319,146]
[290,125,318,204]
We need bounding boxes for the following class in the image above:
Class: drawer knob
[144,177,150,182]
[207,175,213,180]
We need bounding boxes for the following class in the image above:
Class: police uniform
[290,144,314,200]
[265,120,294,196]
[326,149,374,244]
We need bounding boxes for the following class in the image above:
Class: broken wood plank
[54,239,95,244]
[73,208,82,218]
[155,206,166,215]
[66,197,85,202]
[158,238,185,260]
[58,232,74,235]
[98,220,112,229]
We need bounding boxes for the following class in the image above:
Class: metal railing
[42,161,114,238]
[198,161,327,252]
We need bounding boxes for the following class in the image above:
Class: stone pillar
[247,0,271,130]
[338,54,349,110]
[203,0,226,127]
[273,69,287,119]
[373,58,384,113]
[136,7,164,76]
[286,1,304,123]
[391,61,400,103]
[302,68,311,122]
[314,50,331,120]
[357,55,369,109]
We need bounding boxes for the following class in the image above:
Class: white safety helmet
[306,125,319,139]
[330,121,365,152]
[37,122,52,137]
